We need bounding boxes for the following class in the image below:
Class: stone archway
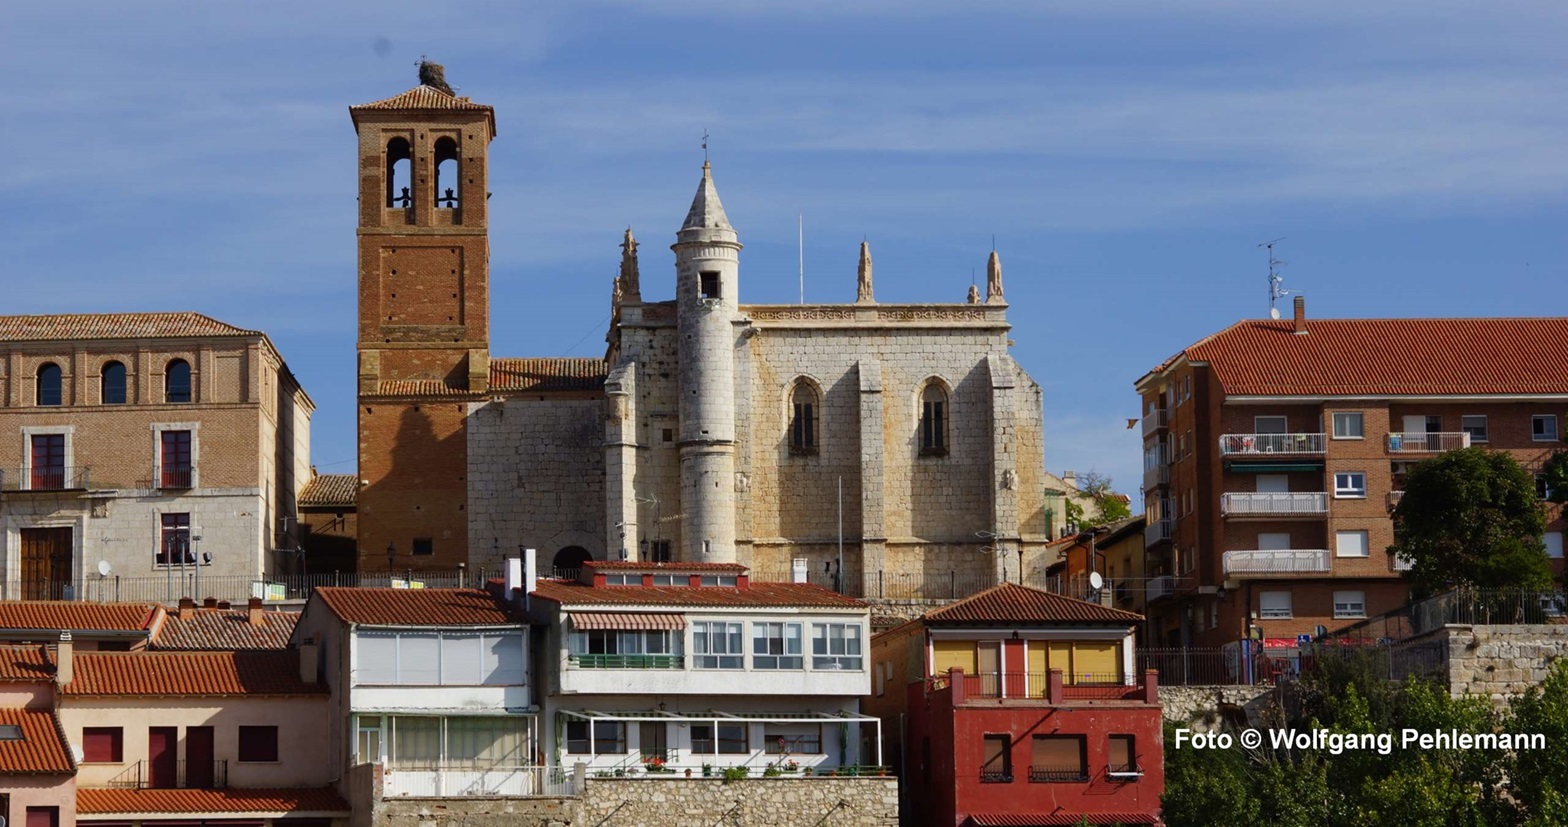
[551,545,593,577]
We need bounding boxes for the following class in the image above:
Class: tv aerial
[1259,237,1289,318]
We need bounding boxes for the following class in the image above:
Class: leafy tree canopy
[1389,447,1549,592]
[1072,470,1132,528]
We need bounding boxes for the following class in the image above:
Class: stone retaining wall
[582,777,899,827]
[1436,624,1568,700]
[1159,685,1275,728]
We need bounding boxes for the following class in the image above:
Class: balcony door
[1257,475,1289,494]
[19,528,72,600]
[148,726,178,788]
[976,642,1001,697]
[1259,533,1291,551]
[639,722,667,762]
[29,434,66,489]
[186,726,215,788]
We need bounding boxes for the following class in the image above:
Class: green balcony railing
[568,653,685,669]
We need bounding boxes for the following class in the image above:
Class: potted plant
[702,762,713,778]
[684,768,692,778]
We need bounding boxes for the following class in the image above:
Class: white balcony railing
[1220,492,1328,517]
[1218,433,1326,456]
[1147,575,1176,601]
[1386,432,1470,453]
[1387,490,1405,509]
[1391,553,1414,572]
[1145,518,1172,545]
[1143,464,1170,489]
[1141,409,1169,437]
[383,765,572,797]
[1222,549,1331,576]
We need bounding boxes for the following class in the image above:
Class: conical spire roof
[678,161,736,244]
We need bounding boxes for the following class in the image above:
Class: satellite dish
[1269,307,1281,320]
[1088,571,1104,591]
[97,560,111,577]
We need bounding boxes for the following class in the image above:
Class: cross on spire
[702,129,710,162]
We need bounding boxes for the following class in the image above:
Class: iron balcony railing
[1386,432,1470,453]
[1218,433,1326,456]
[158,466,195,489]
[1030,765,1089,783]
[1222,549,1331,576]
[567,653,685,669]
[0,466,91,491]
[107,759,228,790]
[1221,492,1328,517]
[1141,409,1168,437]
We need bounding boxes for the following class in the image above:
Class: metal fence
[7,568,501,604]
[1326,587,1568,645]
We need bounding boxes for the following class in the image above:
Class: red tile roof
[77,787,350,815]
[966,813,1156,826]
[352,85,493,112]
[0,602,157,633]
[0,708,74,774]
[922,582,1142,626]
[370,378,477,398]
[586,561,749,573]
[490,358,608,392]
[62,651,326,697]
[0,312,258,342]
[313,587,523,626]
[151,610,299,651]
[0,645,54,681]
[298,473,358,507]
[531,579,867,609]
[1178,317,1568,397]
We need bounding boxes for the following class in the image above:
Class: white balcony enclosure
[1142,409,1168,437]
[1221,492,1328,518]
[1222,549,1331,576]
[1144,519,1172,545]
[1219,433,1326,456]
[1386,432,1470,453]
[1147,575,1176,602]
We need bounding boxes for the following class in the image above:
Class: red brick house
[867,583,1164,827]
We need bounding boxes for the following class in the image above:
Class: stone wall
[581,777,898,827]
[1435,623,1568,700]
[1159,685,1275,728]
[380,796,579,827]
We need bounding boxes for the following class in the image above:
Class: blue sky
[3,2,1566,502]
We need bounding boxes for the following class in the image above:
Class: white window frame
[1546,532,1565,560]
[1335,530,1370,558]
[1534,415,1559,443]
[651,573,686,587]
[1333,591,1367,619]
[1259,591,1293,620]
[692,621,744,669]
[1331,412,1364,440]
[1461,415,1488,443]
[751,622,804,670]
[811,623,863,671]
[1254,415,1288,434]
[1334,472,1367,499]
[603,573,639,586]
[1537,473,1555,502]
[699,575,738,587]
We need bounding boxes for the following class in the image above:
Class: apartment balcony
[1387,490,1405,510]
[1222,549,1331,577]
[1147,575,1178,602]
[1391,553,1414,572]
[1142,463,1170,490]
[1220,492,1328,519]
[106,759,228,790]
[1144,518,1172,545]
[1387,432,1470,453]
[1141,409,1169,437]
[158,466,195,489]
[567,653,684,670]
[1219,433,1326,457]
[0,466,91,492]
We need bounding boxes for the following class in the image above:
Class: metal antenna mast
[1259,237,1289,318]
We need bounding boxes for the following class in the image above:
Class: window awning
[568,612,686,631]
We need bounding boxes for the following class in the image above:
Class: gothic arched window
[386,137,412,208]
[919,380,949,456]
[36,363,63,407]
[101,361,127,404]
[433,137,459,209]
[165,359,192,404]
[790,379,820,454]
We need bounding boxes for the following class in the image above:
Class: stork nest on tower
[418,60,455,96]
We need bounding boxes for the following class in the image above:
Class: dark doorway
[186,726,215,788]
[148,726,178,788]
[25,807,58,827]
[20,527,72,600]
[552,546,593,577]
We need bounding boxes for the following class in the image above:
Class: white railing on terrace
[1141,409,1168,437]
[1145,518,1172,544]
[1222,549,1331,575]
[382,765,573,798]
[1391,554,1415,572]
[1218,433,1326,456]
[1147,575,1177,601]
[1221,492,1328,517]
[1386,432,1470,453]
[1387,491,1405,509]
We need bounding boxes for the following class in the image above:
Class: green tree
[1542,450,1568,508]
[1503,658,1568,822]
[1389,447,1549,593]
[1073,470,1132,528]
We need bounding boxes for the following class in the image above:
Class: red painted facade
[905,668,1165,827]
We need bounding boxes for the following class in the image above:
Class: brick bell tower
[349,62,494,574]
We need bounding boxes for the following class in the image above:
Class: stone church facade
[352,70,1051,595]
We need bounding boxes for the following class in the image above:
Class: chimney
[524,548,538,598]
[1293,295,1307,335]
[202,597,218,609]
[1063,470,1077,490]
[54,631,73,687]
[178,597,196,620]
[247,597,264,627]
[299,638,320,685]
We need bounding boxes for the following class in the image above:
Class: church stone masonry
[351,68,1052,592]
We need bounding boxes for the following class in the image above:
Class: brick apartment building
[1136,300,1568,649]
[0,313,313,601]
